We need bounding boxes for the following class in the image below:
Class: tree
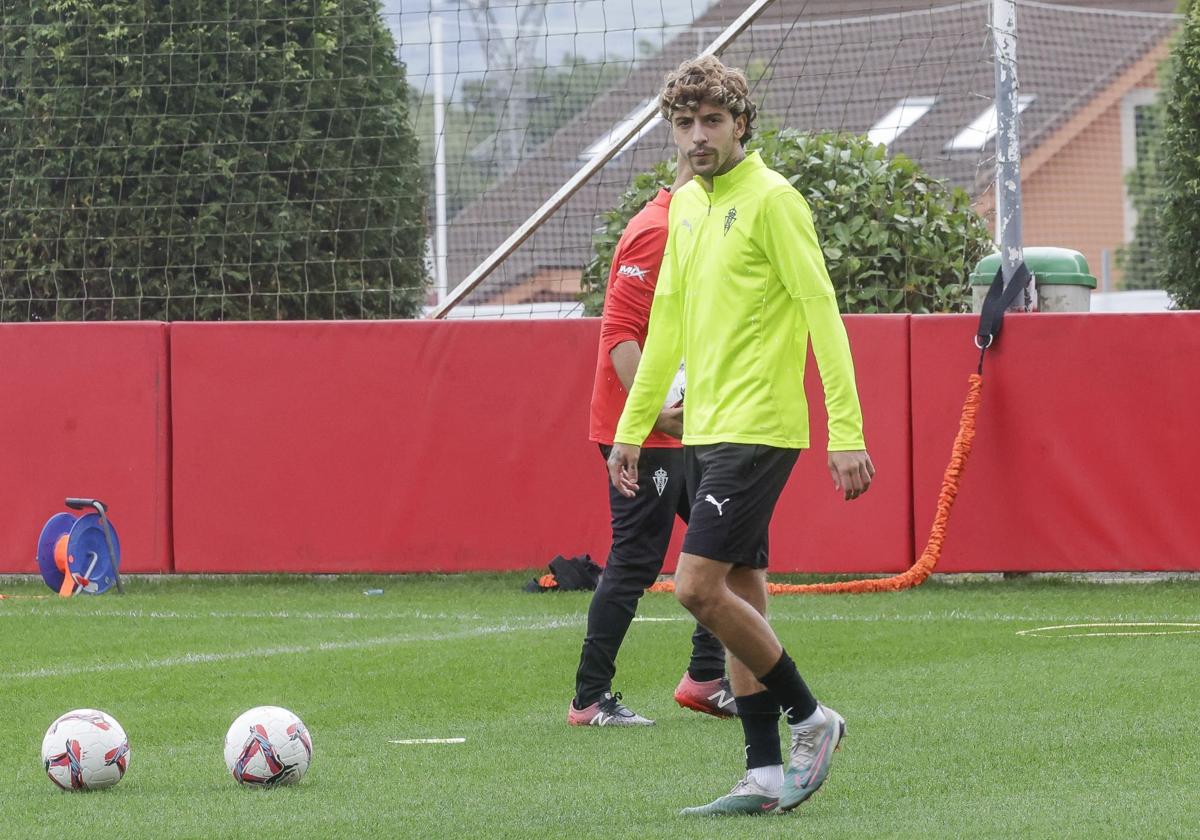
[582,129,992,315]
[0,0,427,321]
[1159,0,1200,309]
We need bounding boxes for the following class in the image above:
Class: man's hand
[607,443,642,498]
[653,407,684,439]
[828,450,875,501]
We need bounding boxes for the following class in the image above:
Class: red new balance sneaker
[673,673,738,718]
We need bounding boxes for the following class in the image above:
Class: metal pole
[432,13,448,303]
[430,0,781,319]
[993,0,1034,310]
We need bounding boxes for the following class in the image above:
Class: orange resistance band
[649,372,983,596]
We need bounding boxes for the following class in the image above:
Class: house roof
[442,0,1179,306]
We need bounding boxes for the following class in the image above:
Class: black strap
[975,261,1032,372]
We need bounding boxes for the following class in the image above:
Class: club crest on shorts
[653,468,669,496]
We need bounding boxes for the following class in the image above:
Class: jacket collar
[699,150,763,198]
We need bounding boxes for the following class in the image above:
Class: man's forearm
[615,291,683,445]
[609,340,642,392]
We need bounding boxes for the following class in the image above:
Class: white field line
[388,738,466,745]
[1016,622,1200,638]
[0,607,536,621]
[6,605,1196,683]
[6,606,1198,625]
[0,607,688,622]
[1,616,584,682]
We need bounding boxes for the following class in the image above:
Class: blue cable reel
[35,499,124,596]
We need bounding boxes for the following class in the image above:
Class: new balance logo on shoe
[706,689,736,710]
[674,673,738,718]
[704,495,730,516]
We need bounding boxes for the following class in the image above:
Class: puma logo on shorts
[683,443,801,569]
[704,494,730,516]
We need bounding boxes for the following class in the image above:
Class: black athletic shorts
[681,443,800,568]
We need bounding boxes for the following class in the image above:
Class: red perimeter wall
[773,315,912,574]
[3,314,1196,576]
[911,313,1200,572]
[0,323,171,574]
[168,318,913,574]
[169,321,611,573]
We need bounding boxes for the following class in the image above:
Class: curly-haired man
[608,55,875,815]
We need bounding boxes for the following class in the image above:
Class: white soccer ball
[224,706,312,786]
[41,709,130,791]
[663,362,687,409]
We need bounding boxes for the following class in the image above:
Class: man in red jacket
[568,152,733,727]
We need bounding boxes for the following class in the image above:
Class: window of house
[866,97,937,146]
[1121,88,1159,242]
[945,95,1036,152]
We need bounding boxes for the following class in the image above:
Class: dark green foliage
[0,0,427,321]
[1159,0,1200,308]
[581,130,992,316]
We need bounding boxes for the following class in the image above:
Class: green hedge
[0,0,427,321]
[1159,0,1200,309]
[582,129,992,316]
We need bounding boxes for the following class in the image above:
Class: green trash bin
[969,247,1097,313]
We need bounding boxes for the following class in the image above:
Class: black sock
[756,650,818,725]
[737,691,782,769]
[687,666,724,683]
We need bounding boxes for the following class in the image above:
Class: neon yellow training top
[613,150,865,451]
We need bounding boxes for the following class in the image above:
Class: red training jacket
[588,188,680,449]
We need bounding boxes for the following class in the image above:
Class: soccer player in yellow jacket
[608,56,875,816]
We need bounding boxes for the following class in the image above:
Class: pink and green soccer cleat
[680,772,779,816]
[779,705,845,811]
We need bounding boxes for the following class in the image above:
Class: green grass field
[2,572,1198,839]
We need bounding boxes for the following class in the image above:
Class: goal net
[409,0,1177,317]
[0,1,1178,320]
